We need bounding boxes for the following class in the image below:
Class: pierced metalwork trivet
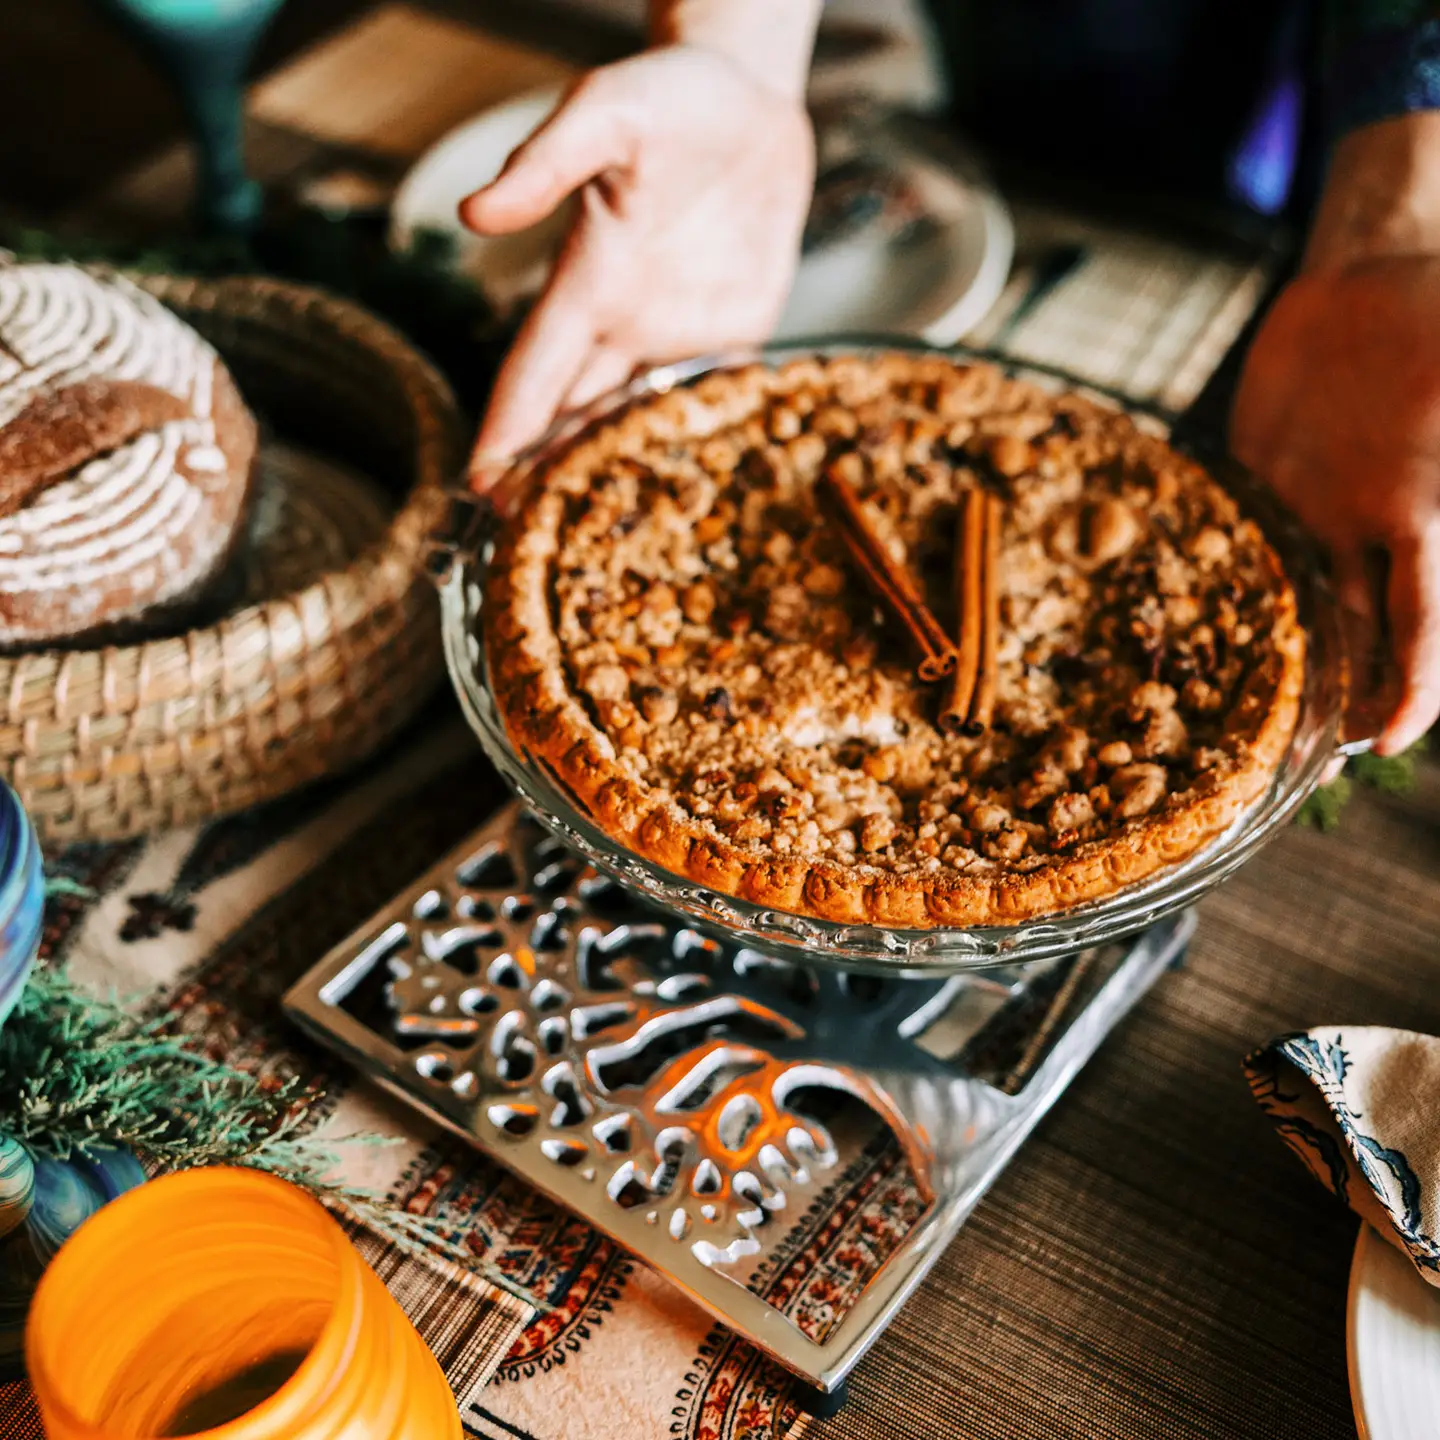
[284,803,1192,1391]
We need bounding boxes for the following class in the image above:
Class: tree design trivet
[285,803,1191,1390]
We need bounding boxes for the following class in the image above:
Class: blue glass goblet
[0,782,41,1033]
[96,0,288,233]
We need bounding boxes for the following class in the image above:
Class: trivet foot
[794,1380,849,1417]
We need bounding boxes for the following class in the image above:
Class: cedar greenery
[1296,742,1424,831]
[0,962,471,1262]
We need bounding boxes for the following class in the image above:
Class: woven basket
[1,274,465,845]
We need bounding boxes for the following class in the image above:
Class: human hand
[1232,119,1440,756]
[459,42,815,482]
[1233,257,1440,755]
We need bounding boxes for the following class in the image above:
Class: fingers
[1332,546,1382,739]
[468,242,596,485]
[563,344,635,414]
[1332,547,1376,627]
[1377,523,1440,753]
[471,335,637,493]
[470,337,638,493]
[1228,362,1276,476]
[459,77,632,237]
[1229,296,1302,471]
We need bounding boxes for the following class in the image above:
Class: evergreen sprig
[1297,740,1424,831]
[0,964,473,1264]
[1351,746,1422,794]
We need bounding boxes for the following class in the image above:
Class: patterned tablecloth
[11,6,1438,1438]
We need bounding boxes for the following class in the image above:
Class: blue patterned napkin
[1246,1028,1440,1284]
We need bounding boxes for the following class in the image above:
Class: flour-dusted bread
[0,261,258,646]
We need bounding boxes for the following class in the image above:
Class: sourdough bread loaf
[0,261,258,646]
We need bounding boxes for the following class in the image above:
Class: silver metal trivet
[284,803,1192,1391]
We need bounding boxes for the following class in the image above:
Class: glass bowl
[440,340,1353,975]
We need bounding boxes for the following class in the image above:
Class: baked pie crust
[486,354,1306,927]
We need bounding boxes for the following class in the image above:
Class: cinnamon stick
[969,491,1003,732]
[939,488,988,736]
[816,464,957,681]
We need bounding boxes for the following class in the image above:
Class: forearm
[648,0,822,99]
[1310,2,1440,267]
[1305,112,1440,270]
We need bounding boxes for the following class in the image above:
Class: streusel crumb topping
[488,355,1303,913]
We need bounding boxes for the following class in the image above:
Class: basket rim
[0,271,462,688]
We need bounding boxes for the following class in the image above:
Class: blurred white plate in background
[390,86,578,318]
[389,85,1012,345]
[1349,1223,1440,1440]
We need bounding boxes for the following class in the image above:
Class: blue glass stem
[100,0,286,234]
[177,37,262,234]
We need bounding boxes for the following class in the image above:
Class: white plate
[389,85,1012,344]
[389,85,578,318]
[1349,1223,1440,1439]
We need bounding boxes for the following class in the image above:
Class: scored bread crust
[0,264,258,647]
[485,355,1307,929]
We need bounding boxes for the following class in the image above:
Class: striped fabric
[346,1222,532,1409]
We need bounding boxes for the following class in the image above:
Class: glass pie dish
[437,340,1359,975]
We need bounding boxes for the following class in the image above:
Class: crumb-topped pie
[485,354,1306,928]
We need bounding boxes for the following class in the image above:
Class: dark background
[0,0,632,220]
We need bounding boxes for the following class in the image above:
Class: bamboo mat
[814,761,1440,1440]
[28,5,1436,1438]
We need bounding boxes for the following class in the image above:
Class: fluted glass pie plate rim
[441,338,1349,975]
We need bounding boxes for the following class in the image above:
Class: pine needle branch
[1297,773,1351,831]
[1297,737,1426,831]
[0,965,472,1261]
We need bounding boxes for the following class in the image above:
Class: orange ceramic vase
[25,1167,460,1440]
